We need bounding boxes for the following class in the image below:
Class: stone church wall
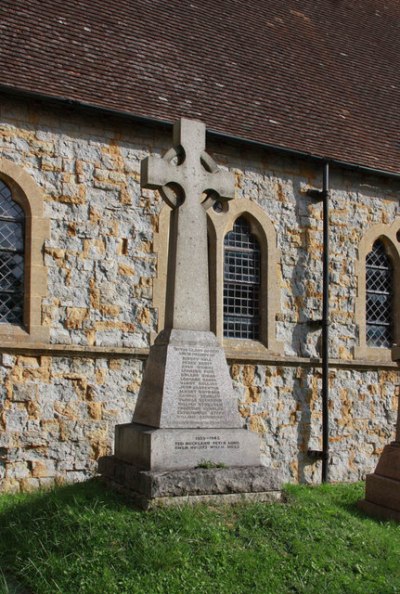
[0,97,399,491]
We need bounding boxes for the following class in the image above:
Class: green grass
[0,481,399,594]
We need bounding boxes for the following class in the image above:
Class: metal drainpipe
[321,163,330,483]
[307,162,330,483]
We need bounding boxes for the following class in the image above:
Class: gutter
[0,83,172,132]
[1,84,400,181]
[209,129,400,182]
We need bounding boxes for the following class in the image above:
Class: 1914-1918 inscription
[175,347,225,423]
[174,435,240,451]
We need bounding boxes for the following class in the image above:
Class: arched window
[366,240,393,348]
[0,158,49,345]
[355,222,400,361]
[0,180,25,324]
[223,217,261,339]
[152,199,283,357]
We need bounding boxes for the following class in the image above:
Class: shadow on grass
[336,498,368,519]
[0,479,140,535]
[0,480,137,592]
[0,568,33,594]
[1,480,400,594]
[337,497,400,527]
[318,481,400,526]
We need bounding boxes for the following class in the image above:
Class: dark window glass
[366,240,393,347]
[0,180,24,324]
[223,217,260,339]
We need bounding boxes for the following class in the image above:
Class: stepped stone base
[358,443,400,523]
[99,456,283,510]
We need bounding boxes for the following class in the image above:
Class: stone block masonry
[0,353,142,492]
[0,96,399,491]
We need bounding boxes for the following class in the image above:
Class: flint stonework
[2,97,399,493]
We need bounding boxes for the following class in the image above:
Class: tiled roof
[1,0,400,174]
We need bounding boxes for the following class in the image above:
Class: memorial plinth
[358,393,400,522]
[114,330,260,471]
[100,118,282,507]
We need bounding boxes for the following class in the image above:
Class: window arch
[223,217,261,340]
[0,158,49,344]
[0,180,25,324]
[366,240,393,348]
[153,198,283,357]
[355,221,400,361]
[209,200,282,355]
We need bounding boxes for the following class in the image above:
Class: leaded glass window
[366,240,393,347]
[223,217,260,339]
[0,180,24,324]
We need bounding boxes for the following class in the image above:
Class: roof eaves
[2,83,400,182]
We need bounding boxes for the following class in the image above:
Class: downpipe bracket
[307,449,329,461]
[306,188,328,201]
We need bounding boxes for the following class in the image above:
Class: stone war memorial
[1,1,400,502]
[359,395,400,521]
[100,119,282,507]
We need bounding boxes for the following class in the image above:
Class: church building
[0,0,399,492]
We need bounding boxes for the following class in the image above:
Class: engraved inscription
[174,435,241,451]
[175,347,225,423]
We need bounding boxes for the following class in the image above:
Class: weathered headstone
[100,118,282,507]
[359,393,400,522]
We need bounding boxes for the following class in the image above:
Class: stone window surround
[153,198,283,358]
[355,220,400,362]
[0,158,49,345]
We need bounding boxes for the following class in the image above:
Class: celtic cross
[141,118,235,331]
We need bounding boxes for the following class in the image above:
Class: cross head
[141,118,235,332]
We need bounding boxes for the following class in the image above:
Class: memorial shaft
[166,197,210,330]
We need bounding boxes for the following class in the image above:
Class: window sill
[0,324,49,346]
[354,345,395,363]
[223,338,284,361]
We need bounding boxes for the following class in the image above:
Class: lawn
[0,480,399,594]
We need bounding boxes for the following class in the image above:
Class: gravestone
[358,393,400,522]
[100,118,282,507]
